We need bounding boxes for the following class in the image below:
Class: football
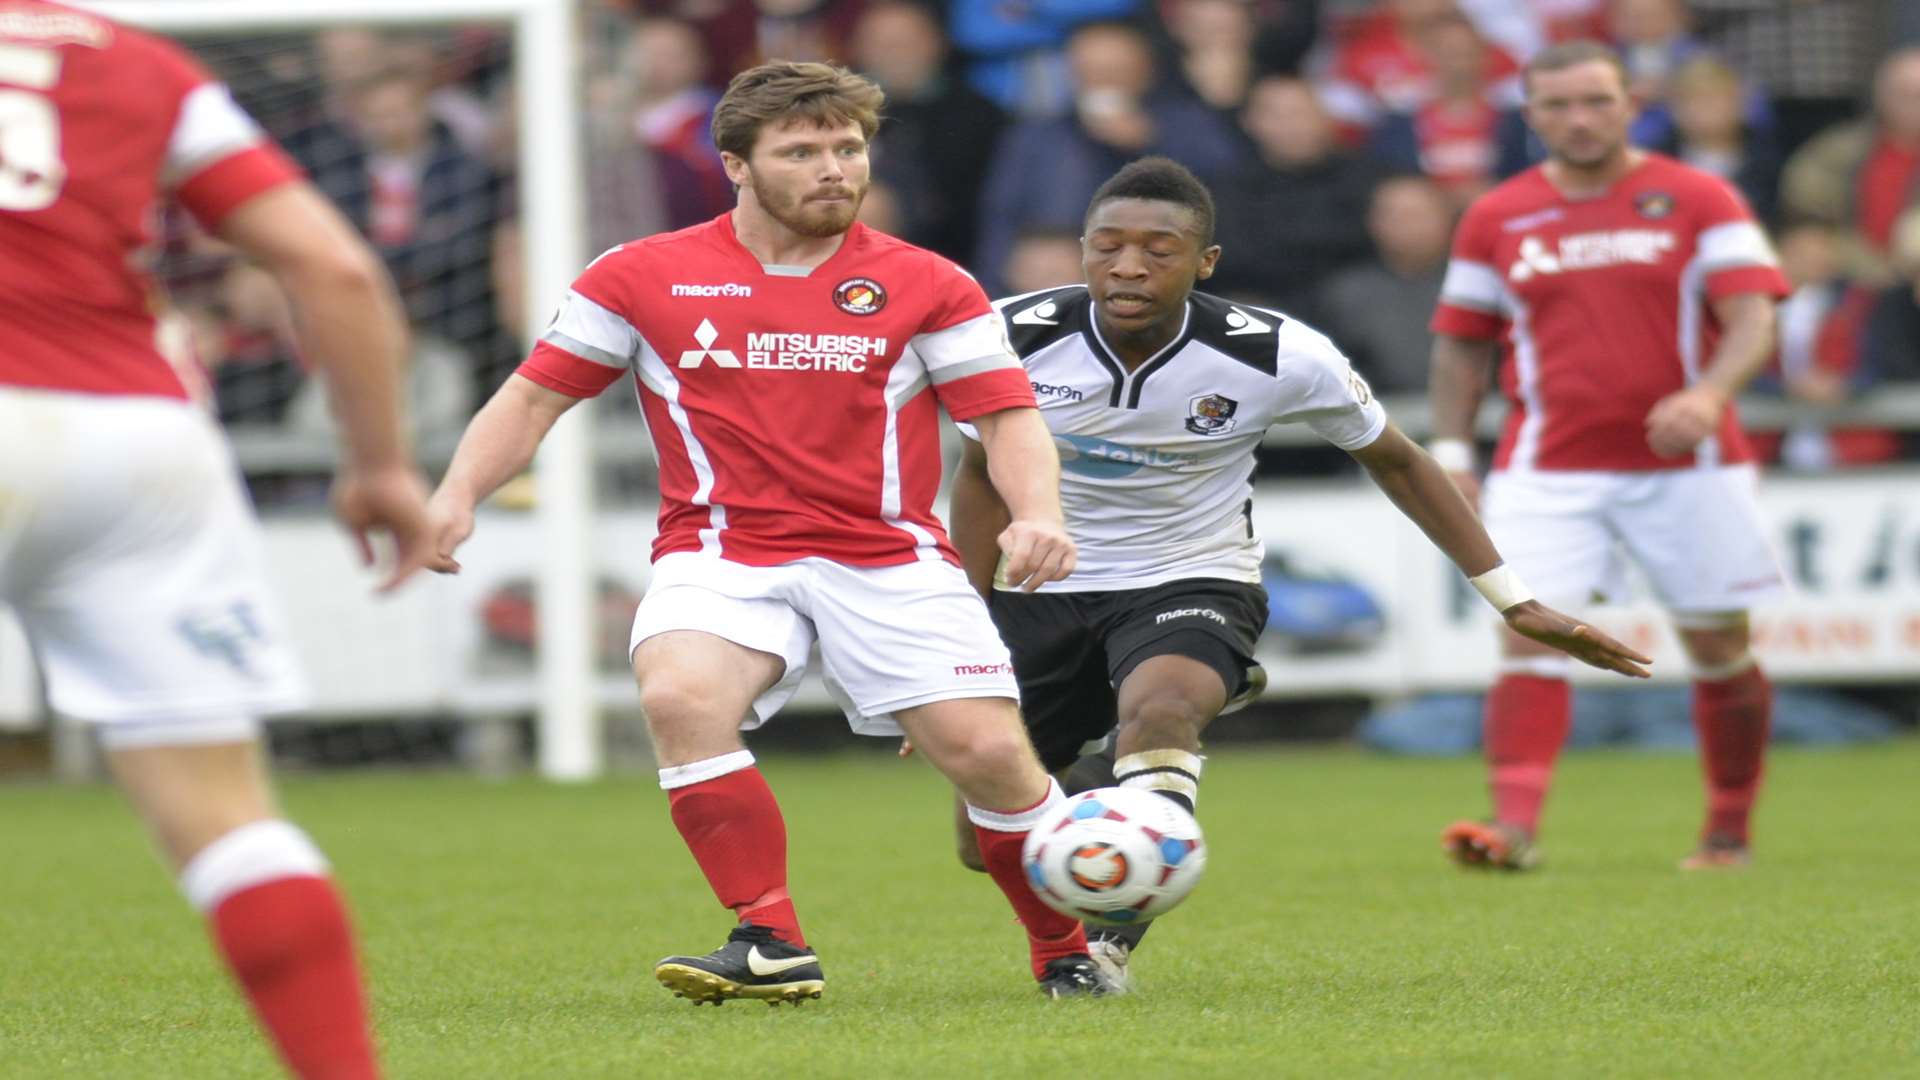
[1021,787,1207,926]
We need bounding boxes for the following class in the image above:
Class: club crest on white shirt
[1186,393,1239,435]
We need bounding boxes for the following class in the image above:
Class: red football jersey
[519,215,1038,568]
[0,1,302,400]
[1430,154,1790,472]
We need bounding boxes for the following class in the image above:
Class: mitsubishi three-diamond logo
[678,318,742,369]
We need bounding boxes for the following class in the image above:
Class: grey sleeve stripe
[540,329,630,370]
[1697,254,1779,275]
[1438,292,1503,313]
[926,353,1020,386]
[888,373,931,409]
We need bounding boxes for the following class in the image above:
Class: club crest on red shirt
[1634,191,1675,220]
[833,277,887,315]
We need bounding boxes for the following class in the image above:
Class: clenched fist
[999,518,1076,592]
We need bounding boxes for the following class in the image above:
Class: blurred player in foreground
[427,62,1122,1001]
[1428,42,1789,872]
[0,3,434,1077]
[947,156,1653,991]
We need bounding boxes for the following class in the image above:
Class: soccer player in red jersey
[1427,42,1790,871]
[426,62,1113,1000]
[0,4,435,1076]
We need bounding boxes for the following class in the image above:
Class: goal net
[0,1,603,779]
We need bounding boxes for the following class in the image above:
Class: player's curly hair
[711,61,886,160]
[1086,157,1216,247]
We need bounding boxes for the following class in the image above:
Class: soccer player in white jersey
[0,4,435,1076]
[425,62,1128,1002]
[947,157,1653,990]
[1428,42,1791,872]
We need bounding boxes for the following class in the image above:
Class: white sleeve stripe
[910,311,1017,372]
[926,353,1020,386]
[1696,221,1779,274]
[165,82,266,184]
[1438,259,1505,312]
[540,329,628,370]
[545,290,638,365]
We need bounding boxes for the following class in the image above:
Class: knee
[637,677,728,733]
[942,727,1038,787]
[1120,693,1210,746]
[1679,623,1751,671]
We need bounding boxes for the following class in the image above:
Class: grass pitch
[3,740,1917,1079]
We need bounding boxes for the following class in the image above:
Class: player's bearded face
[1525,61,1634,169]
[741,121,871,238]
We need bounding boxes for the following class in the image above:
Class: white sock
[656,749,755,790]
[1114,749,1204,810]
[178,819,329,913]
[966,777,1064,832]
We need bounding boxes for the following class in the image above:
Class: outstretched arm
[968,406,1075,591]
[425,374,583,572]
[1350,424,1653,678]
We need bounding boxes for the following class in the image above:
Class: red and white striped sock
[180,820,377,1080]
[1484,659,1573,836]
[661,750,806,947]
[968,779,1088,978]
[1693,659,1772,845]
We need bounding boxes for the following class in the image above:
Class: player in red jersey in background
[1427,41,1790,872]
[0,3,434,1077]
[426,61,1115,1001]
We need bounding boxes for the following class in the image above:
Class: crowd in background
[169,0,1920,475]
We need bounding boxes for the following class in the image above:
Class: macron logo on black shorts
[1155,607,1227,626]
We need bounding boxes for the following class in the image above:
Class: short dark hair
[711,61,885,159]
[1523,40,1628,95]
[1085,156,1216,246]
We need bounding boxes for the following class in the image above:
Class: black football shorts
[988,578,1268,772]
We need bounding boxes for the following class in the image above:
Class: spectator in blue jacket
[947,0,1142,117]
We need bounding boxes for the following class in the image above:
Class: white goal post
[74,0,602,780]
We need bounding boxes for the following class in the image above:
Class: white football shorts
[0,389,307,745]
[1481,464,1787,616]
[630,551,1019,735]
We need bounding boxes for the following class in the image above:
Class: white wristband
[1428,438,1475,473]
[1469,564,1533,612]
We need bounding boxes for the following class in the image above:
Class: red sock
[664,757,804,946]
[210,876,377,1080]
[1693,663,1772,844]
[180,821,375,1080]
[1484,672,1573,835]
[970,781,1088,979]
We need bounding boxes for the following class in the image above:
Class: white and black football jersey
[959,285,1387,592]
